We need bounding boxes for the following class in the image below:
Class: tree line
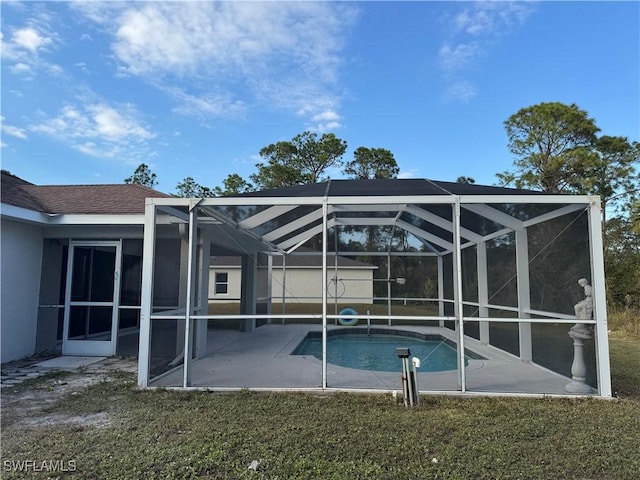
[125,102,639,309]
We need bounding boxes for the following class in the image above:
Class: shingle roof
[1,171,171,214]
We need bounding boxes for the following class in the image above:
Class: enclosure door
[62,242,121,356]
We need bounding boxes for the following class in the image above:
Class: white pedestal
[565,326,593,394]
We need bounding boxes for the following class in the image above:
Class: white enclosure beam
[278,218,337,250]
[333,217,395,226]
[588,200,611,396]
[477,241,490,345]
[195,228,211,358]
[437,256,445,326]
[463,204,523,231]
[263,208,324,242]
[405,204,484,243]
[395,219,454,250]
[239,205,298,229]
[453,201,466,392]
[515,229,532,362]
[183,208,198,388]
[522,204,587,228]
[240,254,258,332]
[480,227,514,244]
[322,200,328,390]
[157,205,190,222]
[137,201,156,387]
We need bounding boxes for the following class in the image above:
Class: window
[215,272,228,294]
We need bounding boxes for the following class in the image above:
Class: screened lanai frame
[136,182,611,397]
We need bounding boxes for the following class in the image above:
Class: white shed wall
[209,267,242,302]
[1,219,43,362]
[272,268,374,303]
[209,266,374,304]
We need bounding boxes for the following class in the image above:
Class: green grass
[1,337,639,479]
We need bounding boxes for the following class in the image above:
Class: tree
[343,147,399,179]
[497,102,599,193]
[456,176,475,184]
[174,177,214,198]
[213,174,254,196]
[587,136,640,227]
[124,163,158,188]
[251,131,347,189]
[604,216,640,308]
[341,148,400,281]
[631,200,640,234]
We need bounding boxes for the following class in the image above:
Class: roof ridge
[29,182,171,196]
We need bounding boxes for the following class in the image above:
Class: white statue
[570,278,593,337]
[566,278,594,393]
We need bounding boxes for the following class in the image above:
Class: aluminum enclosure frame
[137,189,610,397]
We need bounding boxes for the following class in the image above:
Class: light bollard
[411,357,421,405]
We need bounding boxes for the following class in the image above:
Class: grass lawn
[1,335,639,479]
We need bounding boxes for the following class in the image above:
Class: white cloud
[2,26,53,60]
[164,86,247,120]
[30,103,155,162]
[74,1,356,126]
[1,20,59,79]
[9,62,31,74]
[12,27,52,52]
[438,42,481,71]
[444,81,478,103]
[3,125,28,140]
[1,117,28,140]
[74,62,89,74]
[92,104,154,140]
[454,2,534,37]
[309,110,343,132]
[438,1,536,101]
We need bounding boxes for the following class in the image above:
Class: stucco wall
[1,219,43,363]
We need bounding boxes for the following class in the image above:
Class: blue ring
[338,307,358,326]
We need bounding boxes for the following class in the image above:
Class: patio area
[149,324,586,395]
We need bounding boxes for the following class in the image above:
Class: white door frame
[62,240,122,356]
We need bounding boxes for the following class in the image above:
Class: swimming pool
[292,329,482,372]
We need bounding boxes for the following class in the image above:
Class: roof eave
[1,202,50,225]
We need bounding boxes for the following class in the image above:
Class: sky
[1,1,639,194]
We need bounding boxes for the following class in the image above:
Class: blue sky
[1,1,638,194]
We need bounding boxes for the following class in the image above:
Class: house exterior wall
[1,219,43,362]
[208,266,374,304]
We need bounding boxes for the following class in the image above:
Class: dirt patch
[1,373,110,428]
[23,411,111,429]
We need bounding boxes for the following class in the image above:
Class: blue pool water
[293,332,471,372]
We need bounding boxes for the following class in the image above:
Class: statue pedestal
[565,326,593,394]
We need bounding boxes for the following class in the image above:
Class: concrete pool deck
[150,324,595,396]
